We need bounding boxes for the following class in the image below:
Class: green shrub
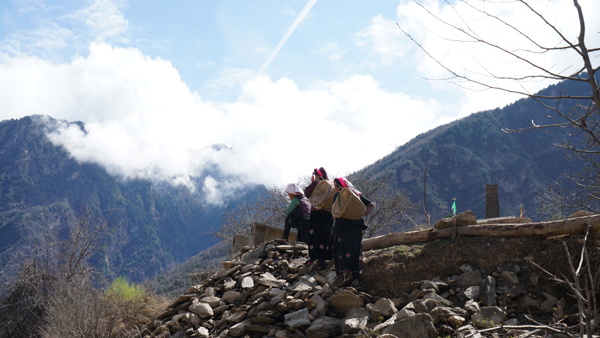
[105,276,145,302]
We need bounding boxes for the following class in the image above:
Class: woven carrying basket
[331,187,366,220]
[309,180,335,209]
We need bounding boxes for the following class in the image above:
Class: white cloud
[355,15,407,66]
[1,41,448,205]
[66,0,128,42]
[319,42,345,61]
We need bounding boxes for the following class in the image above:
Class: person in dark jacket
[304,167,334,270]
[282,183,311,243]
[331,177,375,287]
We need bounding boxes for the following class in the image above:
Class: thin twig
[465,323,573,338]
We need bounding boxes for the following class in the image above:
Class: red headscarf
[334,177,361,195]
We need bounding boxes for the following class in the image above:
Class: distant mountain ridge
[361,79,588,223]
[0,78,590,289]
[0,115,222,284]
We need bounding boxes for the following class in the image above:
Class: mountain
[0,115,224,284]
[0,77,591,290]
[361,79,590,223]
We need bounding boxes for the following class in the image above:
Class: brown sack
[433,211,477,229]
[331,187,366,220]
[309,180,335,210]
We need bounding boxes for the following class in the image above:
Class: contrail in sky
[259,0,318,74]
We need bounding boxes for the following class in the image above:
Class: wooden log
[362,214,600,252]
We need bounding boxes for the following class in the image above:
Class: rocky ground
[142,233,600,337]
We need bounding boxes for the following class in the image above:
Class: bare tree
[400,0,598,112]
[399,0,600,212]
[0,207,111,337]
[214,186,290,242]
[348,172,421,237]
[398,3,600,335]
[528,223,599,337]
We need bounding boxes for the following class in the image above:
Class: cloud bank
[1,0,598,206]
[1,42,448,205]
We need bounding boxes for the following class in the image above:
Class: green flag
[451,200,457,215]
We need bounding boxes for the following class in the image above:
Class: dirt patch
[361,233,600,300]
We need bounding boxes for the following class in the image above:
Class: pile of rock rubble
[142,238,576,337]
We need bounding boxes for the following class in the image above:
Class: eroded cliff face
[144,234,600,337]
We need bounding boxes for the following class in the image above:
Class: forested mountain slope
[0,116,221,284]
[361,80,589,223]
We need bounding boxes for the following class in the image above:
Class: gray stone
[382,313,437,338]
[189,301,214,318]
[421,280,440,292]
[327,289,365,317]
[223,278,237,290]
[374,297,398,318]
[249,316,276,324]
[222,290,241,304]
[259,272,287,287]
[422,291,453,307]
[464,299,480,314]
[226,310,247,323]
[374,303,420,332]
[504,318,519,326]
[479,275,496,306]
[213,304,228,316]
[200,295,221,308]
[180,312,201,327]
[274,329,289,338]
[305,316,343,338]
[457,270,482,287]
[459,264,475,273]
[313,275,327,285]
[472,306,506,329]
[240,244,266,264]
[289,257,310,270]
[204,287,216,297]
[228,318,252,337]
[215,265,242,279]
[241,276,254,289]
[307,294,328,317]
[501,270,519,284]
[430,306,466,328]
[284,307,311,328]
[456,324,482,338]
[325,271,337,285]
[197,326,210,338]
[461,286,480,301]
[365,303,383,321]
[342,307,370,334]
[289,280,314,292]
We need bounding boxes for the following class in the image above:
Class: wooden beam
[362,214,600,252]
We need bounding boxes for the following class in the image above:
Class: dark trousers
[332,218,364,280]
[308,211,334,262]
[283,216,310,244]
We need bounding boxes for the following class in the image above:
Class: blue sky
[1,0,598,204]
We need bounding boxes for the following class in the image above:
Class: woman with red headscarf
[331,177,375,287]
[303,167,334,270]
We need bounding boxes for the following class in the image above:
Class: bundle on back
[309,180,335,210]
[331,187,365,220]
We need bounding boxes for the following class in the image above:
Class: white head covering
[285,183,304,195]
